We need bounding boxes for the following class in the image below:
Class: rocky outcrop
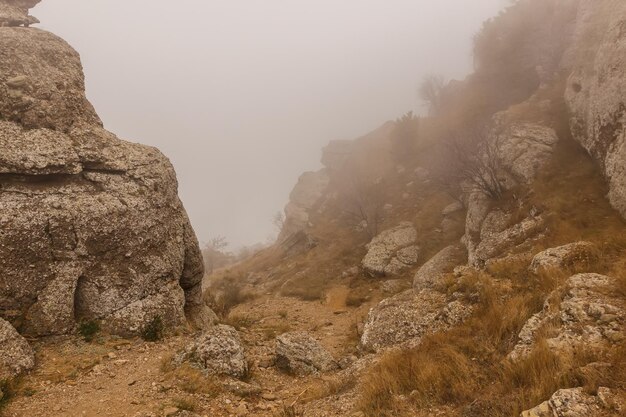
[509,273,624,361]
[176,325,248,379]
[495,122,559,184]
[521,387,622,417]
[275,331,337,375]
[464,199,545,267]
[564,0,626,219]
[362,222,419,276]
[413,244,466,290]
[278,170,329,243]
[0,3,212,336]
[360,289,471,352]
[0,318,35,381]
[529,241,597,273]
[0,0,39,27]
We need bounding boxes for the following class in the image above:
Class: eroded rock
[361,289,472,352]
[176,325,248,379]
[0,318,35,381]
[413,244,466,290]
[509,273,624,361]
[362,222,419,276]
[0,11,211,336]
[529,241,597,273]
[521,387,621,417]
[275,331,337,375]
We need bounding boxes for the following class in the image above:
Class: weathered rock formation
[413,244,466,290]
[176,325,248,379]
[0,1,213,337]
[360,289,471,352]
[361,222,419,276]
[521,387,622,417]
[529,241,597,273]
[275,331,337,375]
[564,0,626,218]
[509,273,624,361]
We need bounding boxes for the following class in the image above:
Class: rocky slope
[1,0,625,417]
[0,0,213,370]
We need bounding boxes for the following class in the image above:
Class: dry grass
[261,322,291,340]
[171,396,200,412]
[160,356,222,397]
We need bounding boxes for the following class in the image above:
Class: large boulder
[176,325,248,379]
[361,289,472,352]
[0,9,212,336]
[0,318,35,381]
[529,241,597,273]
[413,244,466,290]
[564,0,626,219]
[362,222,419,276]
[509,273,624,361]
[495,122,559,184]
[275,331,337,375]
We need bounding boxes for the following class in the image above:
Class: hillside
[1,1,625,417]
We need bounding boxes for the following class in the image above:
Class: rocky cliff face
[0,1,213,338]
[564,0,626,218]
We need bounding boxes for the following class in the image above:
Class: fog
[33,0,507,248]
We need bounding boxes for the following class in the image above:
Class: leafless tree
[272,211,285,233]
[435,126,505,200]
[202,236,231,275]
[338,169,386,238]
[391,111,420,162]
[418,74,446,115]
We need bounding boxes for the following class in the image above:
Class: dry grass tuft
[161,360,222,397]
[358,339,476,416]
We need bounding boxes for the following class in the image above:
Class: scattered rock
[275,331,338,375]
[223,379,262,397]
[176,325,248,379]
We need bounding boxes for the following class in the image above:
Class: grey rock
[176,325,248,379]
[0,318,35,381]
[509,273,624,361]
[564,0,626,219]
[529,241,596,273]
[413,244,466,290]
[521,387,616,417]
[362,222,419,276]
[0,22,211,336]
[275,331,337,375]
[278,170,329,243]
[361,289,472,352]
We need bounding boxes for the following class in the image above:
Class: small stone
[163,407,179,416]
[261,393,277,401]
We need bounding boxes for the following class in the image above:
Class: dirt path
[4,286,380,417]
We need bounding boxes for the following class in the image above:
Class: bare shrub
[418,74,446,115]
[434,125,505,200]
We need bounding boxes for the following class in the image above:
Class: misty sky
[33,0,507,248]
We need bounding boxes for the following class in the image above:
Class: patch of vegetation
[141,316,164,342]
[224,313,258,331]
[171,396,199,412]
[78,320,100,342]
[205,274,256,317]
